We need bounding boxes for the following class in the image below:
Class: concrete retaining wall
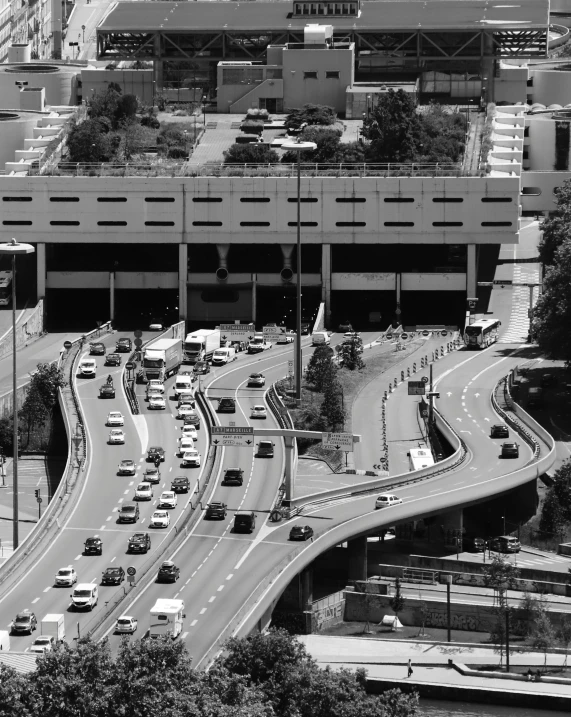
[0,300,44,360]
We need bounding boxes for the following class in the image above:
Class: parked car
[464,536,487,553]
[289,525,314,541]
[490,535,521,553]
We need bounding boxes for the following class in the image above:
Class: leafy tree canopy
[539,179,571,266]
[284,103,337,131]
[224,143,280,165]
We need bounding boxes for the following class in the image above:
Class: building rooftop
[99,0,549,34]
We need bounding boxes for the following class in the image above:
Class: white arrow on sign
[474,393,480,397]
[446,392,452,397]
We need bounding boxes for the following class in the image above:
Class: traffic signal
[34,489,40,498]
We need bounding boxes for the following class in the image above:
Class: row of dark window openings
[1,196,514,204]
[2,220,514,227]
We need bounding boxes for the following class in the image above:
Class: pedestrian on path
[407,659,413,678]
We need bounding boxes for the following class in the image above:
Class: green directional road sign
[211,426,254,447]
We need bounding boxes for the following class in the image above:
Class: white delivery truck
[211,346,237,366]
[40,614,65,642]
[0,630,10,650]
[142,338,183,382]
[149,599,185,639]
[183,329,221,364]
[311,331,330,346]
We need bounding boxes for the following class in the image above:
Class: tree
[320,374,345,430]
[515,591,545,637]
[558,615,571,668]
[389,577,405,631]
[539,180,571,266]
[87,85,122,124]
[378,688,420,717]
[532,607,558,669]
[223,143,280,165]
[532,239,571,364]
[338,338,365,371]
[483,555,520,603]
[282,126,342,164]
[305,345,335,391]
[284,104,337,132]
[19,387,48,447]
[28,363,66,413]
[489,604,515,668]
[114,94,139,126]
[362,89,422,163]
[539,486,568,538]
[67,119,114,163]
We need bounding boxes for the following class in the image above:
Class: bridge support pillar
[321,244,331,326]
[178,243,187,323]
[109,271,115,322]
[252,273,257,323]
[466,244,477,300]
[36,243,45,301]
[283,434,295,504]
[347,536,367,581]
[440,509,464,550]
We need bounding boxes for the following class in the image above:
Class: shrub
[166,145,188,159]
[140,115,160,129]
[285,103,337,131]
[224,143,280,164]
[241,119,264,135]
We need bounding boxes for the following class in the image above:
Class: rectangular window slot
[98,221,127,226]
[433,222,463,227]
[193,197,223,203]
[50,221,80,226]
[432,198,463,203]
[240,222,271,226]
[287,197,318,203]
[2,221,32,225]
[326,71,340,79]
[3,197,32,202]
[287,221,318,227]
[97,197,127,202]
[384,197,414,203]
[304,72,318,79]
[145,197,175,203]
[481,222,512,226]
[145,221,175,226]
[240,197,271,203]
[481,198,512,203]
[192,221,223,226]
[384,222,414,226]
[50,197,79,202]
[336,197,366,203]
[336,221,366,227]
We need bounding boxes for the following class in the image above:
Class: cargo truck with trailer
[142,338,182,382]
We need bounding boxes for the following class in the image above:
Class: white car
[248,373,266,387]
[149,395,166,410]
[135,482,153,501]
[149,322,163,331]
[178,437,195,455]
[108,429,125,445]
[147,380,165,394]
[30,636,55,653]
[277,332,294,344]
[182,449,201,467]
[107,411,124,427]
[115,615,138,634]
[180,425,198,441]
[375,493,403,509]
[54,566,77,586]
[177,404,195,420]
[150,510,170,528]
[158,491,178,509]
[251,405,267,419]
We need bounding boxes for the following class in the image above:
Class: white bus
[463,318,501,349]
[0,271,13,306]
[408,444,435,472]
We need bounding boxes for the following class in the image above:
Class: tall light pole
[0,239,35,550]
[281,139,316,403]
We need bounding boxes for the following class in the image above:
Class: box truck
[40,614,65,641]
[149,599,185,639]
[183,329,221,364]
[142,338,183,382]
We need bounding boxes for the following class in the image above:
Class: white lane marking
[181,631,188,639]
[74,554,82,561]
[208,596,216,603]
[43,586,51,593]
[190,620,198,627]
[226,573,233,580]
[199,607,207,614]
[100,525,106,530]
[32,597,39,603]
[124,490,129,495]
[106,516,112,521]
[110,556,116,563]
[217,584,225,592]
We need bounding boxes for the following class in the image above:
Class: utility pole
[446,575,452,642]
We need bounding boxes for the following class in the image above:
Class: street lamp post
[0,239,35,550]
[280,139,317,403]
[81,25,85,43]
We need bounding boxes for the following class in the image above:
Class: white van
[174,375,193,398]
[79,359,97,378]
[211,347,237,366]
[70,584,98,611]
[312,331,330,347]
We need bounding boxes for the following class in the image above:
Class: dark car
[183,412,201,429]
[90,342,106,356]
[464,536,486,553]
[84,537,103,555]
[101,566,125,585]
[193,361,210,375]
[490,424,509,438]
[116,338,132,353]
[171,475,190,493]
[233,511,256,533]
[11,610,37,634]
[301,323,311,336]
[105,353,122,367]
[501,442,519,458]
[223,468,243,486]
[338,321,353,333]
[289,525,314,541]
[157,561,180,583]
[144,467,161,484]
[257,440,275,458]
[118,504,140,523]
[218,397,236,413]
[147,446,165,463]
[205,502,227,520]
[128,532,151,553]
[99,384,116,399]
[541,373,556,387]
[490,535,521,553]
